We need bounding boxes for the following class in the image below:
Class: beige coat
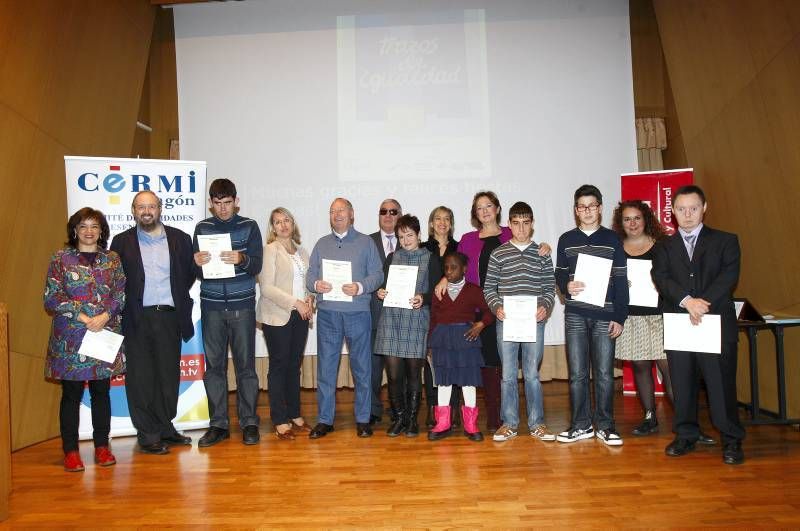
[256,241,310,326]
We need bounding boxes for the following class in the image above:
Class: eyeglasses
[675,205,701,215]
[622,215,642,223]
[379,209,399,216]
[475,203,494,211]
[575,203,600,213]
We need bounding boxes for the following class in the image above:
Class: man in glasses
[555,184,628,446]
[368,199,403,424]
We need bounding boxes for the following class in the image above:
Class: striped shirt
[483,241,555,313]
[555,227,629,323]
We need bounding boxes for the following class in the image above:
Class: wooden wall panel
[652,0,800,416]
[0,0,155,450]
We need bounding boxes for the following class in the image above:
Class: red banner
[620,169,693,394]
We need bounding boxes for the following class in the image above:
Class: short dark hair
[470,190,502,229]
[443,250,468,268]
[611,200,665,241]
[508,201,533,220]
[209,178,237,199]
[66,207,110,249]
[395,214,420,236]
[674,184,706,205]
[574,184,603,206]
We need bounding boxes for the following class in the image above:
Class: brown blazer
[256,241,310,326]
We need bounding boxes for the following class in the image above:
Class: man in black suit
[368,198,402,424]
[110,190,196,455]
[652,185,745,465]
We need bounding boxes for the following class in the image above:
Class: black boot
[406,392,421,437]
[632,410,658,436]
[386,387,407,438]
[425,405,436,428]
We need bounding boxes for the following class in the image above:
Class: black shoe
[428,427,452,441]
[406,421,420,438]
[369,414,382,425]
[138,441,169,455]
[665,438,696,457]
[698,431,716,445]
[356,423,373,438]
[161,433,192,446]
[386,417,407,437]
[242,425,260,445]
[198,427,230,447]
[405,392,421,438]
[631,413,659,436]
[309,423,334,439]
[723,441,744,465]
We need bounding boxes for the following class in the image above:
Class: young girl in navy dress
[428,252,494,442]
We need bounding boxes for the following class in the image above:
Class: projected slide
[337,10,491,182]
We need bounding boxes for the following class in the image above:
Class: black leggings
[632,359,673,413]
[60,379,111,452]
[385,356,425,401]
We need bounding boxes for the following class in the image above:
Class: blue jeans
[497,320,547,429]
[316,309,372,424]
[202,308,260,430]
[565,313,616,431]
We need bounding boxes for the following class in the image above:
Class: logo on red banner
[180,354,205,381]
[621,169,693,236]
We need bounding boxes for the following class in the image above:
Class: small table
[738,318,800,425]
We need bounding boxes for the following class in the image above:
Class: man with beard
[110,190,196,454]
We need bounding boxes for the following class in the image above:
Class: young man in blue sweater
[555,185,628,446]
[193,179,264,447]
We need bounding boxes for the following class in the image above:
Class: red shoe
[461,405,484,442]
[94,446,116,467]
[64,451,85,472]
[427,406,453,441]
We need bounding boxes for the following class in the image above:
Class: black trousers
[667,341,745,444]
[124,308,182,445]
[263,311,309,425]
[60,379,111,452]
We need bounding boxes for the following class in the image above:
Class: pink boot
[427,406,452,441]
[462,405,484,442]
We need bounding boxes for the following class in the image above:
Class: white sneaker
[556,427,594,443]
[530,424,556,441]
[492,424,518,442]
[596,429,624,446]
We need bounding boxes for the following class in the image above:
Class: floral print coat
[43,248,126,380]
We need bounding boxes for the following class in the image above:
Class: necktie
[684,234,696,259]
[387,235,395,253]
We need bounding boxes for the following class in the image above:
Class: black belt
[144,305,175,312]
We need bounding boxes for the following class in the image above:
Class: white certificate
[663,313,721,354]
[383,265,418,309]
[197,233,235,279]
[502,296,538,342]
[322,259,353,302]
[78,329,124,364]
[572,253,612,308]
[627,259,658,307]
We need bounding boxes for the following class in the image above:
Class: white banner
[64,156,209,439]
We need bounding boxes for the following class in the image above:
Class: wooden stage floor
[5,381,800,528]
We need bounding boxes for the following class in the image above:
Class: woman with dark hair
[375,214,441,437]
[257,207,314,440]
[43,207,126,471]
[611,199,672,435]
[436,191,551,433]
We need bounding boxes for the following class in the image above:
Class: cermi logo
[78,164,198,208]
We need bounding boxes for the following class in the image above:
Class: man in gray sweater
[306,198,384,438]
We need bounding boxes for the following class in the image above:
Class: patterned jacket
[43,248,126,380]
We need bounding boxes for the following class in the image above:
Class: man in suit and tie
[652,184,745,465]
[110,190,196,455]
[368,199,402,424]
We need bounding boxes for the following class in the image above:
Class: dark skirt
[430,323,484,387]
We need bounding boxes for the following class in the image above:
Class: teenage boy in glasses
[554,184,628,446]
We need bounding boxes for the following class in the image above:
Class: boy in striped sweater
[483,201,556,442]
